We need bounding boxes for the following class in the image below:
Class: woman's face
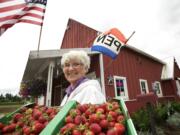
[63,59,87,86]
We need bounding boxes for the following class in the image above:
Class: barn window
[139,79,149,94]
[153,81,162,97]
[176,79,180,96]
[114,76,129,100]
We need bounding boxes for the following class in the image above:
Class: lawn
[0,104,23,118]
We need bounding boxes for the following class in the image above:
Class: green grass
[0,102,24,105]
[0,104,23,115]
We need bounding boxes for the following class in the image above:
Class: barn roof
[124,45,165,64]
[22,48,100,82]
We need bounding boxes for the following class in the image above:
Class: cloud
[159,0,180,29]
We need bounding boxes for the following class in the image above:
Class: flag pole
[125,31,135,44]
[37,0,48,57]
[104,31,135,71]
[37,25,43,57]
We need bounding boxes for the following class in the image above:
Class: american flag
[0,0,47,36]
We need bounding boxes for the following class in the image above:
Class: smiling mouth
[66,73,78,77]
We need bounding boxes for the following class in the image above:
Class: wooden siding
[61,19,98,49]
[103,47,164,100]
[161,80,176,96]
[174,60,180,78]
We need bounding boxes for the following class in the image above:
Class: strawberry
[107,113,115,122]
[60,125,68,134]
[34,105,40,109]
[65,115,74,123]
[89,114,100,123]
[25,108,33,115]
[13,113,23,122]
[112,101,120,110]
[9,123,16,131]
[38,115,48,123]
[117,115,125,123]
[77,104,89,113]
[0,122,4,129]
[109,121,115,127]
[49,113,56,120]
[98,132,106,135]
[99,119,109,129]
[98,103,107,112]
[106,128,118,135]
[32,122,44,134]
[40,106,48,113]
[72,129,82,135]
[23,126,32,135]
[83,130,95,135]
[33,109,42,120]
[46,108,54,115]
[66,123,76,129]
[16,121,24,128]
[89,123,102,134]
[69,109,81,118]
[106,103,114,111]
[84,109,92,118]
[114,123,125,134]
[2,125,9,133]
[74,115,86,125]
[99,114,106,120]
[84,105,96,118]
[108,111,118,119]
[96,108,105,114]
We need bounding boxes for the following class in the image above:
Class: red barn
[22,18,180,113]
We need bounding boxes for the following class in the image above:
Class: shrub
[154,103,168,124]
[131,108,150,131]
[170,101,180,113]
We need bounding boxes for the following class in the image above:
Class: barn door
[53,85,66,106]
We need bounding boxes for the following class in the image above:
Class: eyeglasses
[63,63,83,68]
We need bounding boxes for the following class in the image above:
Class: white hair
[61,50,90,70]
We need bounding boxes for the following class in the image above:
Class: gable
[61,18,98,49]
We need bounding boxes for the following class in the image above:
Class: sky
[0,0,180,95]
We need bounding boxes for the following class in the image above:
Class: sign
[91,28,126,59]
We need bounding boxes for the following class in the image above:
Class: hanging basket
[20,79,47,98]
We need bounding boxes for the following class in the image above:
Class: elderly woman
[60,50,106,106]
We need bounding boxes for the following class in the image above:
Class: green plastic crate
[113,98,137,135]
[40,99,137,135]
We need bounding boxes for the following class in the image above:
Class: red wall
[61,19,97,49]
[174,60,180,78]
[103,48,163,100]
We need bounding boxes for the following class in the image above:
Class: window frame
[139,79,149,94]
[113,76,129,100]
[154,81,163,97]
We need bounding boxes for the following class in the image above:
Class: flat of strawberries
[0,105,59,135]
[59,101,126,135]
